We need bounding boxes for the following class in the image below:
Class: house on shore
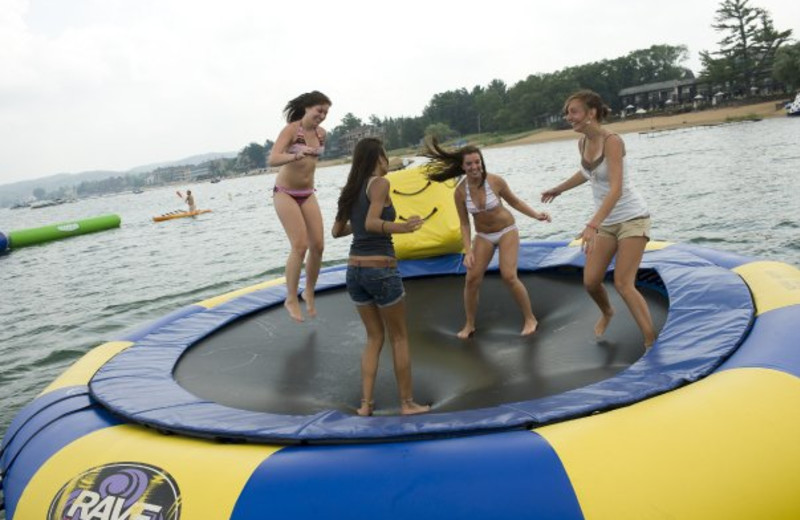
[619,75,786,114]
[619,78,711,112]
[338,125,386,155]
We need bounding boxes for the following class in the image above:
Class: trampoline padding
[88,244,754,443]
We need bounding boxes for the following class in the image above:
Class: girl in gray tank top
[541,90,656,350]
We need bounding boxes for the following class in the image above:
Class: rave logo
[48,462,181,520]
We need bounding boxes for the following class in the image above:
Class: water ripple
[1,117,799,435]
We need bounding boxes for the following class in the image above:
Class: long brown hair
[283,91,332,123]
[422,137,487,187]
[335,138,387,223]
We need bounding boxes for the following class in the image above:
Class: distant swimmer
[185,190,196,213]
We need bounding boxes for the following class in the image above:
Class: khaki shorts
[598,216,651,241]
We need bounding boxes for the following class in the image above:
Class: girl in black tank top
[332,138,430,417]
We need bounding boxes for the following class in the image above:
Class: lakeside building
[338,125,386,155]
[619,78,709,111]
[619,76,786,113]
[145,164,212,185]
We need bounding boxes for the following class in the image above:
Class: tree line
[322,0,796,152]
[28,0,797,203]
[332,43,694,151]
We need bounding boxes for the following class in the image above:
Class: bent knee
[614,279,637,295]
[465,274,484,288]
[365,328,385,346]
[584,279,604,293]
[308,243,324,256]
[500,270,519,285]
[290,242,309,256]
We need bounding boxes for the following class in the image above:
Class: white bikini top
[461,177,500,215]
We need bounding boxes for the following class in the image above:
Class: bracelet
[381,221,387,234]
[585,222,599,232]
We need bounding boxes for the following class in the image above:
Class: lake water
[1,116,799,437]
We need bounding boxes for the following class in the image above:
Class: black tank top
[349,178,396,257]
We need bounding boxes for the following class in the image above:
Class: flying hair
[283,91,332,123]
[422,137,487,187]
[335,138,387,223]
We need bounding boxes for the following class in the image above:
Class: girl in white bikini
[268,91,331,322]
[424,138,551,339]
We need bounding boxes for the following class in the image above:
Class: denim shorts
[346,266,405,308]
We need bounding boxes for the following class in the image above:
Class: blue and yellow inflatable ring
[2,241,799,518]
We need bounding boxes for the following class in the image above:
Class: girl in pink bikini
[268,90,332,322]
[424,138,552,339]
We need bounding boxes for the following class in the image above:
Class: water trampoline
[2,238,799,519]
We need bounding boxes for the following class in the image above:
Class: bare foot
[457,324,476,339]
[521,319,539,336]
[594,309,614,338]
[401,399,431,415]
[284,298,304,323]
[357,399,374,417]
[301,290,317,318]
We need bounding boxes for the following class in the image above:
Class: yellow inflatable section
[387,165,463,259]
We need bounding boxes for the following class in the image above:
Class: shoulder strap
[366,176,384,202]
[462,177,473,203]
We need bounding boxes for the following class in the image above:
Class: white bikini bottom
[475,224,517,246]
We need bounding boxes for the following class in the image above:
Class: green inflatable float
[2,214,121,250]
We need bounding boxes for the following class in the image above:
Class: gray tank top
[579,135,649,225]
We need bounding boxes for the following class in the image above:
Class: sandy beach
[314,100,789,169]
[499,100,788,147]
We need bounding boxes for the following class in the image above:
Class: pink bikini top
[288,123,325,155]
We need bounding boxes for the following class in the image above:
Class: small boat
[786,93,800,116]
[210,177,222,184]
[29,200,58,209]
[152,209,212,222]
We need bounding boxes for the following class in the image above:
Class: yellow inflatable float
[387,165,462,259]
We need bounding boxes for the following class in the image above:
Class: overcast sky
[1,0,798,185]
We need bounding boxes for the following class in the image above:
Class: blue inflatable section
[231,430,583,519]
[0,387,122,518]
[88,243,754,443]
[719,304,800,378]
[0,231,8,254]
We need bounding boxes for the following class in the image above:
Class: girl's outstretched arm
[541,171,586,203]
[496,176,552,222]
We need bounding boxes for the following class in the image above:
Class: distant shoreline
[316,100,789,169]
[498,100,787,148]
